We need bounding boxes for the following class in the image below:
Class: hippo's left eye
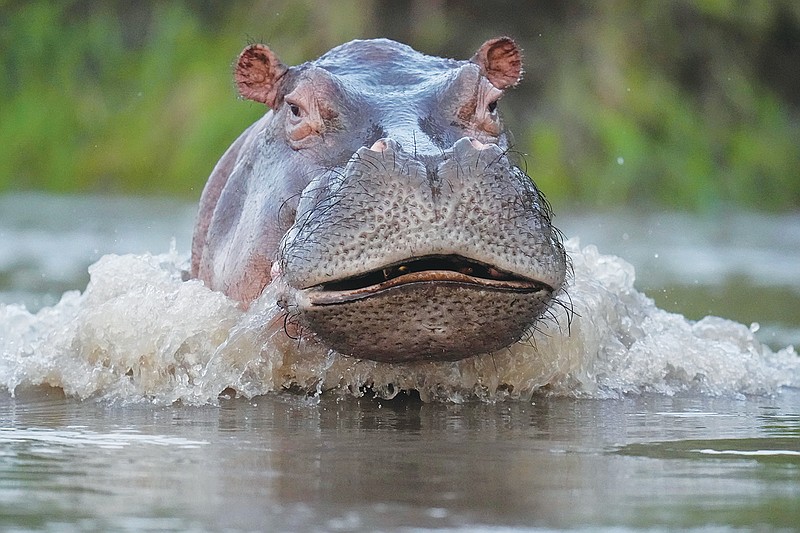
[487,100,498,114]
[288,103,301,117]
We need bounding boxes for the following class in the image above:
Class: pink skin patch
[369,139,389,152]
[270,261,282,282]
[470,138,489,150]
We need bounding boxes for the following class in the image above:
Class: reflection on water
[1,388,799,531]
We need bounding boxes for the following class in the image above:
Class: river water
[1,193,799,531]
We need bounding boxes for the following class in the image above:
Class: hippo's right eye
[283,86,326,146]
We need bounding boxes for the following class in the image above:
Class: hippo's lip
[301,255,552,305]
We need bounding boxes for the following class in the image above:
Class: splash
[1,240,798,404]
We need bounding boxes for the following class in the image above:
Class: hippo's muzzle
[276,137,564,362]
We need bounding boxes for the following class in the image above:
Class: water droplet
[617,156,625,165]
[750,322,760,333]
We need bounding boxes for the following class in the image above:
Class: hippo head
[191,38,567,363]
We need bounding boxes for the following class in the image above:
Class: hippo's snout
[276,136,566,362]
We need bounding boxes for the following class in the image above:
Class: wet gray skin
[191,37,567,363]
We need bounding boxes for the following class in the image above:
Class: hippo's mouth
[302,255,552,305]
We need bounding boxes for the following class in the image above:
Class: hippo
[191,37,567,363]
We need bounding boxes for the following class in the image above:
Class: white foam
[691,449,800,457]
[1,240,798,404]
[0,427,207,449]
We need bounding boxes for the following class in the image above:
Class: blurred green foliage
[1,0,798,209]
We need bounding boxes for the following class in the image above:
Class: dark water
[2,388,799,531]
[1,194,799,531]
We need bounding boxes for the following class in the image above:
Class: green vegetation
[1,1,798,209]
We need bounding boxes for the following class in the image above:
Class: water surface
[1,193,798,531]
[2,388,798,531]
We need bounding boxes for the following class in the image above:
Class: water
[2,390,799,531]
[1,193,799,530]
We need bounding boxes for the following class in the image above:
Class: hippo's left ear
[235,44,289,107]
[471,37,523,89]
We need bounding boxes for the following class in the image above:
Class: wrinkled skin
[191,37,567,363]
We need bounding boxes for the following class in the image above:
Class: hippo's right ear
[235,44,289,107]
[471,37,523,90]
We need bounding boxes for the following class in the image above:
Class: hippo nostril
[469,138,490,150]
[452,136,501,158]
[367,137,404,154]
[368,139,389,153]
